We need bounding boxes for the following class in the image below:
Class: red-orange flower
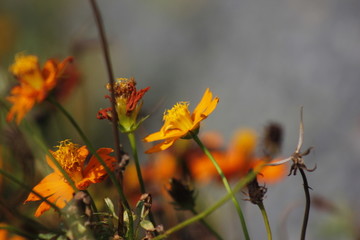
[144,88,219,153]
[6,54,73,124]
[187,130,287,184]
[24,140,116,217]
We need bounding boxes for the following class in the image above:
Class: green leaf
[38,233,58,239]
[104,198,117,218]
[140,220,155,231]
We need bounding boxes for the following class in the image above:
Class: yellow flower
[144,88,219,153]
[24,140,116,217]
[6,54,73,124]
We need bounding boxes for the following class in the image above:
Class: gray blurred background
[1,0,360,239]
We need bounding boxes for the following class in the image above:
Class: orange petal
[34,201,52,217]
[143,128,184,142]
[79,148,116,189]
[145,138,178,153]
[193,88,212,115]
[24,172,62,202]
[254,159,288,184]
[192,88,219,125]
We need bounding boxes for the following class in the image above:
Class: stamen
[52,140,85,173]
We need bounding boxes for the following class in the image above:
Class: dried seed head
[246,172,267,205]
[167,178,196,211]
[263,122,283,157]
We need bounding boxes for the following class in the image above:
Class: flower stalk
[258,202,272,240]
[152,167,262,240]
[191,132,250,240]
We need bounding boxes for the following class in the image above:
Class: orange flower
[144,88,219,153]
[0,223,26,240]
[6,54,73,124]
[24,140,116,217]
[187,130,287,184]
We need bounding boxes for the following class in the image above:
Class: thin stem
[299,168,311,240]
[190,208,223,240]
[152,168,261,240]
[258,202,272,240]
[47,97,134,238]
[127,132,157,228]
[0,226,38,239]
[191,133,250,240]
[0,168,61,214]
[127,132,146,193]
[88,0,130,236]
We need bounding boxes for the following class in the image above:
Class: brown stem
[299,168,311,240]
[88,0,126,236]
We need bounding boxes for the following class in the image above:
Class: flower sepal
[181,127,200,140]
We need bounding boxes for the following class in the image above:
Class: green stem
[0,226,38,239]
[258,202,272,240]
[127,132,146,193]
[127,132,157,228]
[191,133,250,240]
[0,168,61,214]
[47,97,134,238]
[152,169,260,240]
[190,208,223,240]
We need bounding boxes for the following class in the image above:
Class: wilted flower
[97,77,149,133]
[6,54,73,124]
[144,88,219,153]
[24,140,116,217]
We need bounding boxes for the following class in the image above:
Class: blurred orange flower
[24,140,116,217]
[6,54,73,124]
[0,223,26,240]
[123,152,179,205]
[187,130,287,184]
[144,88,219,153]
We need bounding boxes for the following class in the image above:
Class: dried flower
[167,178,196,210]
[98,77,149,133]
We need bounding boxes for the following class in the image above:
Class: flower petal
[192,88,219,125]
[24,172,62,202]
[24,172,74,216]
[78,148,116,189]
[143,128,184,142]
[145,138,178,153]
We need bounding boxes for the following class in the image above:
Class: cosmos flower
[144,88,219,153]
[24,140,116,217]
[187,130,287,184]
[97,77,149,133]
[6,54,73,124]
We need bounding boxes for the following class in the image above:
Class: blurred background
[1,0,360,239]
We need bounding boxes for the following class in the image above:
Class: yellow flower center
[52,140,86,181]
[163,102,194,131]
[9,54,44,90]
